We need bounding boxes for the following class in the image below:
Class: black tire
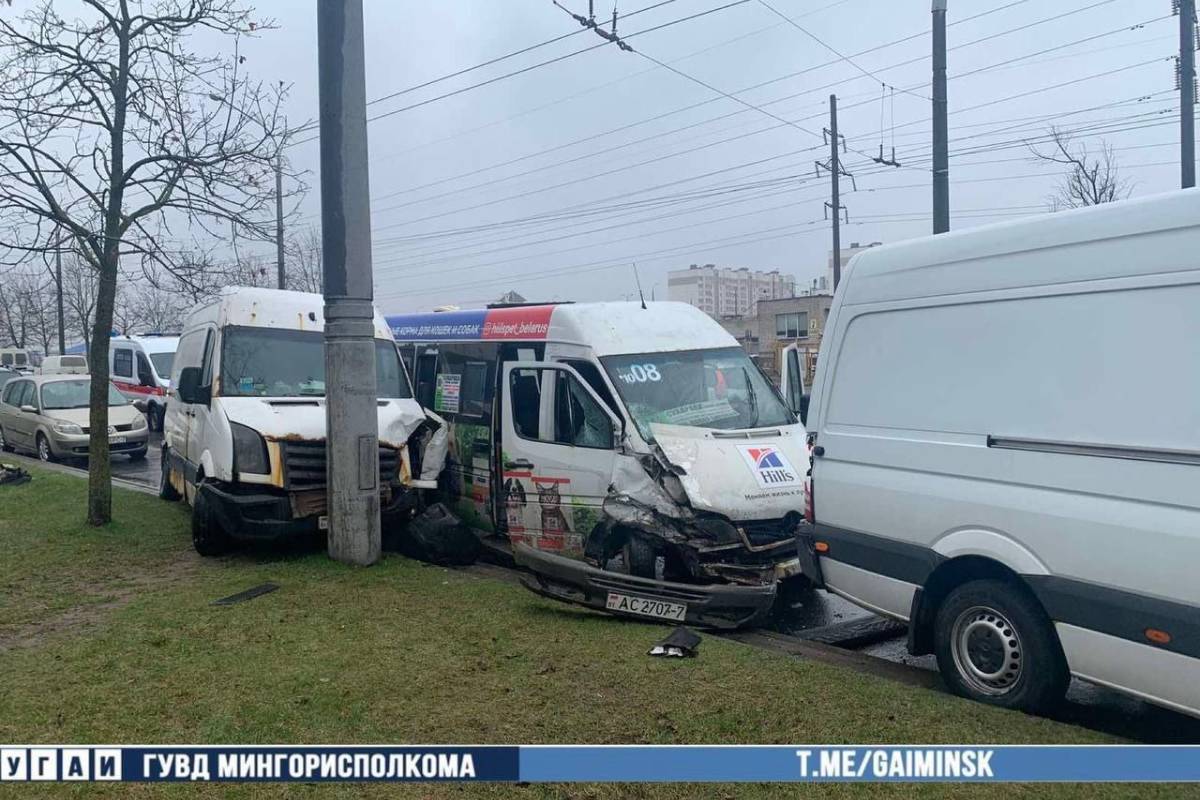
[150,405,165,433]
[128,448,147,462]
[0,426,10,452]
[934,578,1069,714]
[192,481,231,556]
[623,535,658,579]
[159,447,181,501]
[36,432,55,463]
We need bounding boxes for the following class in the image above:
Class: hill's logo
[738,445,801,489]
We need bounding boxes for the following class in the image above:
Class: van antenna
[632,262,647,309]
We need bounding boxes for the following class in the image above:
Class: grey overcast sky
[236,0,1189,312]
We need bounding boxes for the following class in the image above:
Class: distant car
[0,375,148,463]
[38,355,89,375]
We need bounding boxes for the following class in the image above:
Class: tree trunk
[86,259,118,526]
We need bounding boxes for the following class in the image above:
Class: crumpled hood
[649,422,809,522]
[219,396,428,448]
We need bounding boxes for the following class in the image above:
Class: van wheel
[150,405,164,432]
[623,535,657,579]
[934,579,1068,714]
[192,482,231,556]
[0,426,9,452]
[159,448,181,501]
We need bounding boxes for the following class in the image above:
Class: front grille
[738,518,797,546]
[280,440,400,490]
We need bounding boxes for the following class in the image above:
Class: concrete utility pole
[317,0,381,566]
[54,229,65,354]
[829,94,843,290]
[1180,0,1196,189]
[932,0,950,233]
[275,154,286,289]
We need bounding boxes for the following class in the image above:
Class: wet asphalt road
[86,436,1200,743]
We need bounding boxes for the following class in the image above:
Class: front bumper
[51,428,149,457]
[513,543,777,630]
[199,480,415,543]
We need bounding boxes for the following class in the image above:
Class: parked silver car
[0,375,148,462]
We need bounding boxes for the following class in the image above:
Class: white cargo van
[38,355,89,375]
[110,334,180,431]
[389,301,807,628]
[161,287,446,556]
[800,190,1200,717]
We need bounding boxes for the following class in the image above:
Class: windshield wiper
[742,367,760,429]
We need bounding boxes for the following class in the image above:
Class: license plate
[318,515,328,531]
[110,436,126,444]
[605,592,687,622]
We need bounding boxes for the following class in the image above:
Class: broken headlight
[231,422,270,475]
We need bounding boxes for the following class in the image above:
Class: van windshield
[602,347,794,440]
[220,326,412,399]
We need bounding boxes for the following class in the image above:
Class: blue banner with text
[3,745,1200,783]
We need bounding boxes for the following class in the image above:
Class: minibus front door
[499,361,621,558]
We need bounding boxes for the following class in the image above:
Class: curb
[1,451,158,497]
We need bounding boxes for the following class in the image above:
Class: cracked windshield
[219,326,412,399]
[603,347,793,440]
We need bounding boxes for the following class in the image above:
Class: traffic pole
[932,0,950,233]
[829,94,842,290]
[1181,0,1196,189]
[316,0,381,566]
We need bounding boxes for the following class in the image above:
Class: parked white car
[799,190,1200,718]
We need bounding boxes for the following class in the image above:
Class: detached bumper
[513,543,777,630]
[199,482,317,542]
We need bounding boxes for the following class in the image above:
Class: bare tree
[62,255,99,353]
[286,225,323,293]
[1030,126,1131,211]
[0,1,286,524]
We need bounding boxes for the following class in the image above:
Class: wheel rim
[950,604,1023,696]
[37,436,50,461]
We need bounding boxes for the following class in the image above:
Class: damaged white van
[390,301,807,628]
[161,287,446,555]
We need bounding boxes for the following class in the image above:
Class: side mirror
[132,399,148,414]
[20,404,37,414]
[176,366,207,406]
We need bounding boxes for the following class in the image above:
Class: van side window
[415,350,438,409]
[113,348,133,378]
[136,352,154,387]
[17,382,35,409]
[199,330,216,388]
[2,380,18,405]
[170,329,205,387]
[562,359,619,417]
[510,367,612,449]
[460,362,489,417]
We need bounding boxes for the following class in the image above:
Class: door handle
[504,458,534,470]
